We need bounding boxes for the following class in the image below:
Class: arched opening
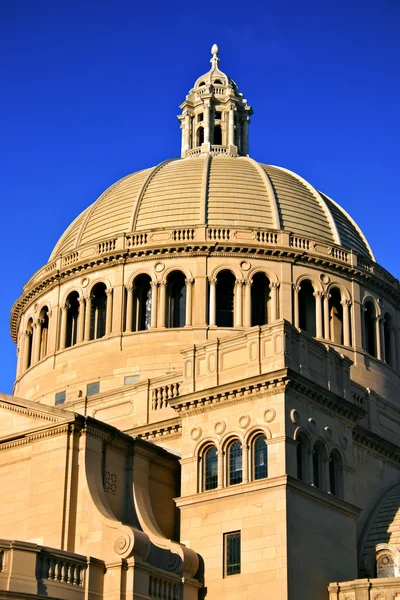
[65,292,80,348]
[298,280,316,336]
[312,442,325,489]
[296,433,309,483]
[132,274,152,331]
[26,318,34,369]
[228,440,242,485]
[202,446,218,491]
[39,306,49,360]
[213,124,222,145]
[251,272,270,326]
[329,287,343,344]
[90,283,107,340]
[197,126,204,146]
[214,79,223,84]
[167,271,186,328]
[328,450,343,498]
[253,435,268,480]
[216,270,235,327]
[198,81,206,87]
[384,313,393,367]
[364,301,377,357]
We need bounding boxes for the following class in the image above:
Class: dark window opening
[364,301,377,357]
[224,531,241,576]
[228,441,242,485]
[203,446,218,491]
[90,283,107,340]
[132,274,152,331]
[197,113,203,122]
[298,280,316,336]
[39,306,49,360]
[251,272,270,326]
[329,288,344,344]
[197,126,204,146]
[215,111,222,119]
[66,292,80,348]
[296,434,308,482]
[312,444,324,489]
[216,270,235,327]
[214,79,223,85]
[213,124,222,145]
[26,318,34,369]
[253,435,268,480]
[167,271,186,328]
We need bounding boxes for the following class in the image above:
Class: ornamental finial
[210,44,220,69]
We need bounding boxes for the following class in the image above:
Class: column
[314,291,323,338]
[293,285,300,328]
[159,282,167,328]
[203,101,210,144]
[105,288,113,335]
[244,279,252,327]
[209,278,217,326]
[77,297,85,343]
[150,282,158,328]
[23,330,32,371]
[270,282,279,322]
[242,443,249,484]
[33,320,41,363]
[235,280,244,327]
[217,450,224,489]
[60,304,69,349]
[184,114,191,151]
[323,293,331,340]
[341,300,351,346]
[185,278,194,326]
[84,296,92,341]
[125,285,134,332]
[243,117,249,155]
[228,106,235,146]
[376,315,384,361]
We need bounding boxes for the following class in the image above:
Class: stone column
[77,297,85,343]
[84,296,92,341]
[270,282,279,322]
[293,285,300,328]
[204,101,210,144]
[323,293,330,340]
[184,114,191,152]
[159,282,167,328]
[242,443,249,484]
[185,278,194,326]
[243,117,249,155]
[228,106,235,146]
[32,320,41,363]
[125,285,134,332]
[209,278,217,326]
[217,450,224,489]
[341,300,351,346]
[235,280,244,327]
[244,279,252,327]
[23,330,32,371]
[377,315,384,361]
[60,304,69,349]
[105,289,113,335]
[150,282,158,328]
[314,291,323,338]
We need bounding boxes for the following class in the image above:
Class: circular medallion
[190,427,202,441]
[155,262,165,272]
[81,277,90,287]
[323,426,332,440]
[290,409,300,424]
[240,260,251,271]
[319,273,330,284]
[214,421,226,435]
[307,418,316,432]
[264,407,276,423]
[239,415,251,429]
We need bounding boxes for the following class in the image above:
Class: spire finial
[210,44,220,69]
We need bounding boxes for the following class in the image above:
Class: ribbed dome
[50,156,373,260]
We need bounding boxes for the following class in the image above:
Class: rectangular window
[124,375,139,386]
[215,111,222,119]
[55,391,66,405]
[224,531,241,576]
[197,113,203,122]
[86,382,100,397]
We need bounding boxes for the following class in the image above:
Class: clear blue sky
[1,0,399,394]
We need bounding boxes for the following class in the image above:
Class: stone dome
[50,156,374,261]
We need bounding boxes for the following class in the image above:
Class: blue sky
[0,0,399,393]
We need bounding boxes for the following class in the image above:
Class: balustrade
[152,382,181,410]
[37,552,86,586]
[149,575,182,600]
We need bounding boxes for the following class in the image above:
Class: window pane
[204,447,218,490]
[225,532,241,576]
[86,382,100,397]
[312,448,320,488]
[229,441,242,485]
[254,436,268,480]
[55,391,66,405]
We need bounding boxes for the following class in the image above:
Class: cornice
[0,400,63,423]
[0,422,75,453]
[353,425,400,465]
[129,417,182,442]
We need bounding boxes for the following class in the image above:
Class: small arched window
[213,124,222,145]
[167,271,186,328]
[214,79,223,84]
[328,288,343,344]
[253,435,268,480]
[298,280,316,336]
[131,274,152,331]
[328,450,343,498]
[197,127,204,146]
[251,273,271,326]
[203,446,218,491]
[216,270,235,327]
[90,283,107,340]
[228,440,242,485]
[65,292,80,348]
[39,306,49,360]
[26,318,34,369]
[364,301,377,357]
[312,443,325,489]
[296,433,309,482]
[384,313,393,367]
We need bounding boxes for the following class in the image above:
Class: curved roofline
[49,204,92,261]
[246,158,281,230]
[275,166,342,246]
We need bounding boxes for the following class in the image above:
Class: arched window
[167,271,186,328]
[364,301,377,357]
[132,274,152,331]
[251,273,270,326]
[296,433,309,482]
[216,270,235,327]
[90,283,107,340]
[312,443,325,489]
[384,313,393,367]
[213,124,222,145]
[329,287,343,344]
[298,280,316,336]
[25,318,34,369]
[65,292,80,348]
[197,127,204,146]
[39,306,49,360]
[253,435,268,480]
[228,440,242,485]
[328,450,343,498]
[203,446,218,491]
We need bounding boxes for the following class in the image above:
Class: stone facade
[1,46,400,599]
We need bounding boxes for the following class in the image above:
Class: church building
[1,46,400,600]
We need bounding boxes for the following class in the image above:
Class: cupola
[178,44,253,157]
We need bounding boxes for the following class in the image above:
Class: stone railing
[37,550,87,586]
[328,577,400,599]
[98,238,116,253]
[149,573,182,599]
[152,382,181,410]
[290,234,311,250]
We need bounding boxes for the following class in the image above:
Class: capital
[235,279,245,287]
[313,291,323,299]
[125,284,134,293]
[105,288,113,296]
[150,281,159,289]
[208,277,217,286]
[270,282,280,290]
[78,296,85,304]
[293,285,301,294]
[245,278,253,287]
[340,299,351,307]
[185,278,195,286]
